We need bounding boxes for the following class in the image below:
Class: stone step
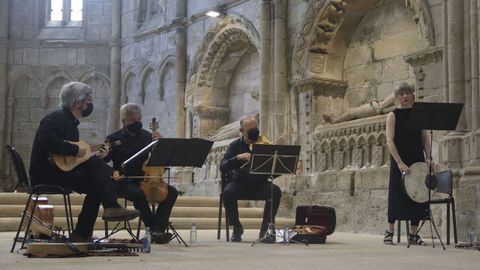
[0,193,250,207]
[0,192,295,232]
[0,205,263,218]
[0,217,295,231]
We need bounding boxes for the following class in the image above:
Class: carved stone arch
[5,70,43,147]
[347,136,357,148]
[139,62,159,105]
[376,133,386,145]
[7,70,43,99]
[78,71,111,86]
[42,71,73,108]
[292,0,436,82]
[186,16,260,138]
[186,15,260,108]
[356,135,366,148]
[367,134,376,145]
[121,67,138,104]
[158,55,176,101]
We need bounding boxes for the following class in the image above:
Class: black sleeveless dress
[387,108,428,223]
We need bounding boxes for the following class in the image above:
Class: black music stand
[144,138,213,247]
[407,102,463,250]
[249,144,303,246]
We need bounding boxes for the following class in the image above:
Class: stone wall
[1,0,112,190]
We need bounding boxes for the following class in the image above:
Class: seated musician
[29,82,140,242]
[104,103,178,244]
[220,116,281,243]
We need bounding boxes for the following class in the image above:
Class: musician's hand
[236,152,251,162]
[397,161,411,175]
[76,147,87,158]
[152,131,162,141]
[96,143,109,159]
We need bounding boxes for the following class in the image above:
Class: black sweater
[29,108,80,182]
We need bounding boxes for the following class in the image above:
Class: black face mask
[247,127,260,141]
[81,103,93,118]
[125,121,143,135]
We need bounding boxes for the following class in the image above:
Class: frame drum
[402,162,436,203]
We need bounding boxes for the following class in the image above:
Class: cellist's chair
[429,169,458,244]
[6,145,74,253]
[103,198,140,241]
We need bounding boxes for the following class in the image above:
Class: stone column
[447,0,466,131]
[442,0,449,102]
[260,0,273,137]
[107,0,122,133]
[0,0,9,177]
[175,0,186,138]
[471,0,479,130]
[273,0,287,143]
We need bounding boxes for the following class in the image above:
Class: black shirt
[105,128,152,179]
[220,138,268,185]
[30,108,80,182]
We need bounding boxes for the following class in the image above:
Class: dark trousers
[114,181,178,232]
[222,180,281,232]
[36,157,119,238]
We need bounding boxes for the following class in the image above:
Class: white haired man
[104,103,178,244]
[29,82,140,242]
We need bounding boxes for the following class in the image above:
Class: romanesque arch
[186,16,260,138]
[121,68,137,104]
[139,62,159,105]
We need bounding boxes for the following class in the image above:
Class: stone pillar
[260,0,272,137]
[471,0,479,130]
[442,0,449,102]
[0,0,9,177]
[175,0,186,138]
[273,0,287,143]
[447,0,466,131]
[107,0,122,133]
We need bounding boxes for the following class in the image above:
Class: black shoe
[151,232,173,244]
[231,225,244,242]
[69,232,91,243]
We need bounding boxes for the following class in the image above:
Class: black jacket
[220,138,268,184]
[105,128,152,179]
[29,108,80,183]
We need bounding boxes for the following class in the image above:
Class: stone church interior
[0,0,479,267]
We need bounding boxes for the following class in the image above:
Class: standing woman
[384,82,429,245]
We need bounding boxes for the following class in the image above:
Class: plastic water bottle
[190,223,197,244]
[469,231,477,245]
[283,226,289,244]
[142,227,151,253]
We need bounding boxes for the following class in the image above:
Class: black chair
[398,170,458,245]
[216,171,268,241]
[6,145,74,252]
[103,198,140,241]
[429,169,458,245]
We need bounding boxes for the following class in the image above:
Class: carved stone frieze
[313,115,387,172]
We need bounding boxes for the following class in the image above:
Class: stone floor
[0,230,478,270]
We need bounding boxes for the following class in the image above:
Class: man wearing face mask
[104,103,178,243]
[220,116,281,243]
[29,82,140,242]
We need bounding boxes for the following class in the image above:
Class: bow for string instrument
[140,117,169,203]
